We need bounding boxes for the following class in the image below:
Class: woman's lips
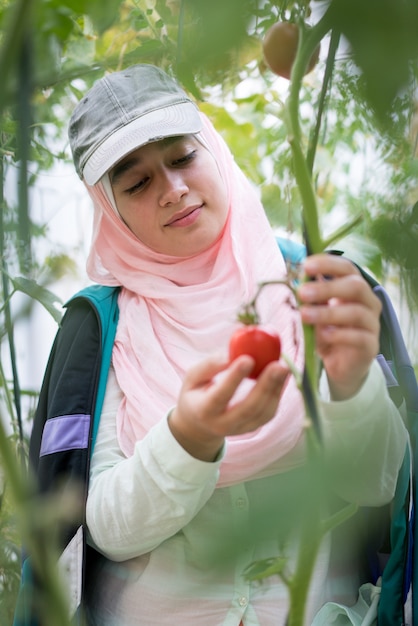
[165,206,203,227]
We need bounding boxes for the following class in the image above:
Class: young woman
[30,64,410,625]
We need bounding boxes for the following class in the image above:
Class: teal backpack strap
[276,235,306,266]
[69,285,120,453]
[377,442,412,625]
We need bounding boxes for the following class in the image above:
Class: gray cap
[68,64,203,185]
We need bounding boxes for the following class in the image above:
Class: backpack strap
[276,235,306,268]
[69,285,120,454]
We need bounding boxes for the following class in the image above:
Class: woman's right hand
[168,354,289,461]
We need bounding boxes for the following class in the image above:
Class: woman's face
[109,135,229,257]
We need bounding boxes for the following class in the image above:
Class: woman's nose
[159,170,189,206]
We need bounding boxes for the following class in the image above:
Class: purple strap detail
[40,414,91,457]
[376,353,399,388]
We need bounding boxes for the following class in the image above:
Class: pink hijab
[84,113,305,487]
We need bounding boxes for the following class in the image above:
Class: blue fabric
[12,558,39,626]
[72,285,119,454]
[378,446,412,624]
[276,235,306,265]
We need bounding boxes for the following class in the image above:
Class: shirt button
[239,596,248,607]
[235,497,247,509]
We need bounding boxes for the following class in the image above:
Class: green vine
[244,4,363,625]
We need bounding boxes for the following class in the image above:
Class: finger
[243,362,289,407]
[301,254,381,313]
[298,274,381,315]
[222,363,289,432]
[203,355,257,412]
[183,353,250,391]
[299,302,380,334]
[303,254,359,279]
[315,325,379,355]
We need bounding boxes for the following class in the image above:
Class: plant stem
[288,510,322,626]
[301,322,322,437]
[306,27,340,175]
[321,502,358,535]
[285,9,334,254]
[279,9,337,625]
[287,498,358,626]
[322,214,364,250]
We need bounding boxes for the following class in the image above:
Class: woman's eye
[126,177,148,195]
[173,150,196,166]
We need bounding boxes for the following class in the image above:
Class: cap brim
[83,101,202,185]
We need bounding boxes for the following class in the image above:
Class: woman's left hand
[297,254,382,400]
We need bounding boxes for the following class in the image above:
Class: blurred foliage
[0,481,21,625]
[328,0,418,124]
[0,0,417,280]
[0,0,418,623]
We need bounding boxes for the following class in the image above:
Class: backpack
[356,267,417,625]
[282,238,418,624]
[13,238,418,625]
[12,285,120,626]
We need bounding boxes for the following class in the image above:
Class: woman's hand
[298,254,382,400]
[168,355,289,462]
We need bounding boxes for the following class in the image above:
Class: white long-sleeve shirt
[85,360,408,626]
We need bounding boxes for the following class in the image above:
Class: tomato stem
[280,352,302,386]
[238,277,298,325]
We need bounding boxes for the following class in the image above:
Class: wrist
[168,408,224,462]
[328,372,368,401]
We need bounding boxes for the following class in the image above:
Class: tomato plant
[229,325,281,379]
[262,21,320,80]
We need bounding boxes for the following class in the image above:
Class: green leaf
[84,0,122,35]
[11,277,63,324]
[244,557,288,582]
[182,0,251,73]
[329,0,418,123]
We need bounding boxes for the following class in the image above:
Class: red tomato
[262,21,320,80]
[229,325,281,379]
